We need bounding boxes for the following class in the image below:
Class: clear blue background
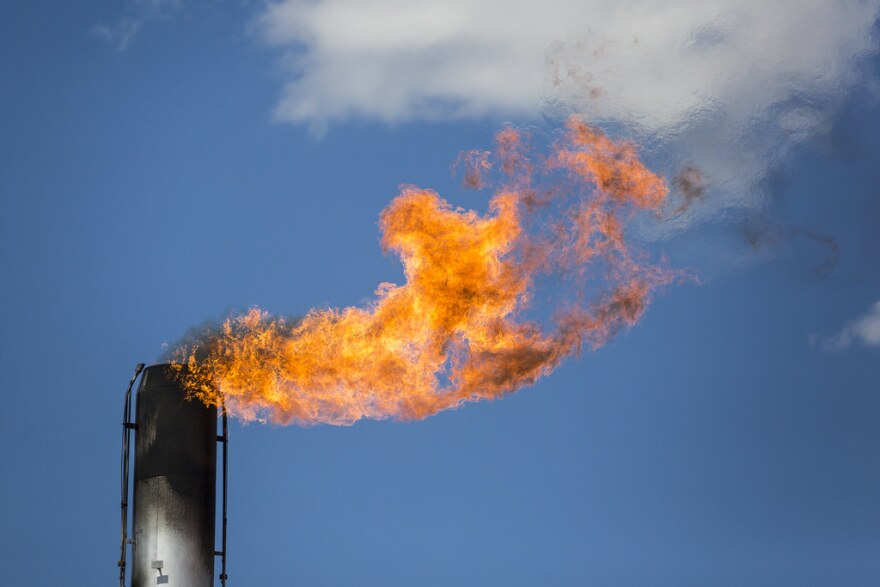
[1,3,878,585]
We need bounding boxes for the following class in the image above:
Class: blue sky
[1,1,879,585]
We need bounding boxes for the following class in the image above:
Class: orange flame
[172,116,675,425]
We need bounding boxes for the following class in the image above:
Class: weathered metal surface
[131,364,216,587]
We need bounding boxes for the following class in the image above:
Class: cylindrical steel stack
[131,364,217,587]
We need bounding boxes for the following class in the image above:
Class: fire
[172,116,675,425]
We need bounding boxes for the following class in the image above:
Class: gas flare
[172,116,676,425]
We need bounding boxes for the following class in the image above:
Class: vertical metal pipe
[119,363,144,587]
[219,412,228,586]
[131,364,217,587]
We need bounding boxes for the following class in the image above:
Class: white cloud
[93,18,144,52]
[93,0,181,51]
[255,0,880,227]
[825,300,880,350]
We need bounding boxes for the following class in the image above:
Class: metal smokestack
[119,364,227,587]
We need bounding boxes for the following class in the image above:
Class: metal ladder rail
[118,363,145,587]
[215,410,229,586]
